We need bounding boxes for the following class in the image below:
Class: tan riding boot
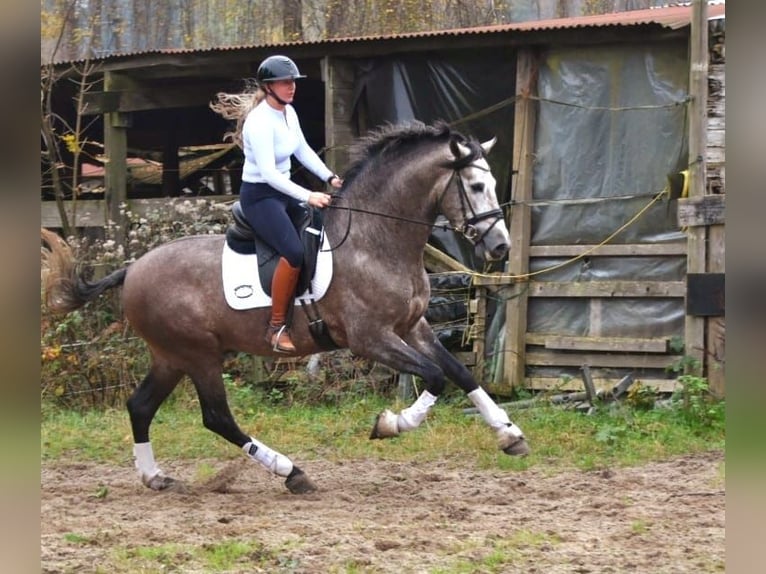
[268,257,301,353]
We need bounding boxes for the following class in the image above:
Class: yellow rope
[468,185,671,284]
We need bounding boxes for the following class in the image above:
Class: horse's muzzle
[486,240,510,261]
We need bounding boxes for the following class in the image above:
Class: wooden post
[685,0,708,374]
[502,49,538,391]
[103,71,130,246]
[580,364,597,404]
[398,373,415,402]
[321,57,356,173]
[162,114,180,196]
[707,224,725,397]
[472,287,487,383]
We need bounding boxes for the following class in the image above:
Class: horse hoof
[144,474,179,491]
[502,438,530,457]
[369,409,400,439]
[285,467,317,494]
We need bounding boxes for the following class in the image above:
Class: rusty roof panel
[319,3,727,42]
[47,4,726,65]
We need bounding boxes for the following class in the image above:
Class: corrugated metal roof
[49,3,725,65]
[319,2,726,42]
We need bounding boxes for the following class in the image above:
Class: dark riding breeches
[239,181,305,268]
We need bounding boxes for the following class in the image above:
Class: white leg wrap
[468,387,524,436]
[133,442,163,485]
[397,390,438,432]
[243,438,294,478]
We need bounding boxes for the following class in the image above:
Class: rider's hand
[308,191,332,209]
[328,175,344,189]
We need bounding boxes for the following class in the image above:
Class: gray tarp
[353,54,516,270]
[352,42,690,382]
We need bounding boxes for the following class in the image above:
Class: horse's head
[441,135,510,262]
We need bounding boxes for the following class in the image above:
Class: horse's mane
[343,120,478,186]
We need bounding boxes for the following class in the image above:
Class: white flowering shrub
[41,198,234,408]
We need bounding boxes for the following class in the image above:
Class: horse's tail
[41,228,127,314]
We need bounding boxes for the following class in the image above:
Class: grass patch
[112,539,292,572]
[63,532,91,544]
[42,383,724,474]
[432,529,562,573]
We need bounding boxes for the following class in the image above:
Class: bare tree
[41,1,104,236]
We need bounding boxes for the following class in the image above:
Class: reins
[321,200,454,253]
[322,163,495,252]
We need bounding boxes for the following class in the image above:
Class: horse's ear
[480,137,497,156]
[449,137,471,160]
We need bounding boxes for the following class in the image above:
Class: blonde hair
[209,80,266,149]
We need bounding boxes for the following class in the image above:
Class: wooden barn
[41,2,726,397]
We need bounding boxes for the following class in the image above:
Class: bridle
[440,163,505,246]
[324,162,505,251]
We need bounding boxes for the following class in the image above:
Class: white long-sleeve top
[241,101,333,202]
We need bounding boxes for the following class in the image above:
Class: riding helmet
[256,55,306,83]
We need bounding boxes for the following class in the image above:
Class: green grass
[111,538,283,572]
[42,384,724,574]
[41,383,725,474]
[431,529,562,573]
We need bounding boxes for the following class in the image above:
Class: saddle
[225,201,322,297]
[225,201,338,350]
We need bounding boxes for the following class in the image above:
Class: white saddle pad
[221,233,333,310]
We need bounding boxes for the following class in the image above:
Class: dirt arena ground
[41,450,724,573]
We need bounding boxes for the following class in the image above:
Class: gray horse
[42,121,529,494]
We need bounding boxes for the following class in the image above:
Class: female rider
[211,55,343,353]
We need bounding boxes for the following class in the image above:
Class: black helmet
[256,55,306,83]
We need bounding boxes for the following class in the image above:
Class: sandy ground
[41,450,724,573]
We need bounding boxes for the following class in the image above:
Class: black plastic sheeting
[352,53,516,270]
[424,273,473,349]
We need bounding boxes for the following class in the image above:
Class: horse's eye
[470,183,485,193]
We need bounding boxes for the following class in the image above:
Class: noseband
[445,166,505,246]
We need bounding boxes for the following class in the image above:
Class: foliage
[666,354,725,431]
[41,198,232,409]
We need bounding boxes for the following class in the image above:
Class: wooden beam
[423,244,473,274]
[82,83,227,114]
[162,116,180,196]
[528,281,685,298]
[501,49,537,392]
[525,377,679,393]
[678,194,725,227]
[685,0,709,372]
[529,243,687,257]
[580,364,597,403]
[322,57,356,174]
[525,351,680,370]
[707,224,725,397]
[41,195,234,229]
[103,71,129,244]
[526,334,669,353]
[41,199,105,228]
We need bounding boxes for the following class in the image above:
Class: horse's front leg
[401,318,530,456]
[188,363,317,494]
[346,329,448,440]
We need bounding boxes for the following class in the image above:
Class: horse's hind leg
[188,362,316,494]
[401,319,529,456]
[127,358,184,490]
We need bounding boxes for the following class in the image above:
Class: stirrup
[268,324,295,354]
